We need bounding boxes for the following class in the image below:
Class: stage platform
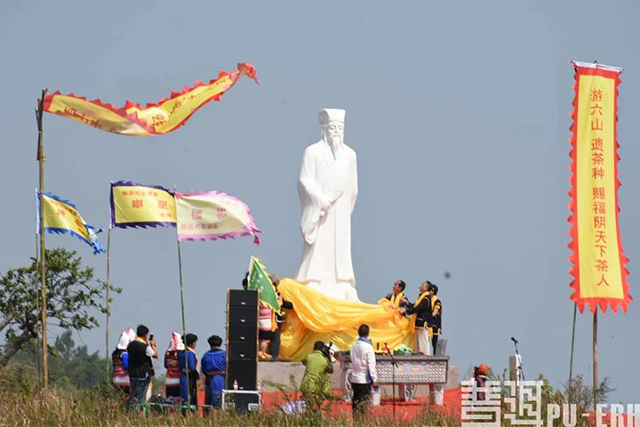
[257,361,459,398]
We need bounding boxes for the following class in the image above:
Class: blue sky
[1,1,638,402]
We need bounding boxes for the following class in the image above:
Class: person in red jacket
[112,328,135,394]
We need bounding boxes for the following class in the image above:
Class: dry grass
[0,380,459,426]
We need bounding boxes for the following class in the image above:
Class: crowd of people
[298,276,445,418]
[110,277,444,416]
[111,325,226,412]
[382,279,443,356]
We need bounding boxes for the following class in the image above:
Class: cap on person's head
[208,335,223,348]
[358,324,369,338]
[183,333,198,347]
[478,363,490,376]
[136,324,149,338]
[313,341,325,351]
[318,108,346,125]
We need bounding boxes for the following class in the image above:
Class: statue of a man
[296,109,359,301]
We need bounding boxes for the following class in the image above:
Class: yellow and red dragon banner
[568,61,631,314]
[43,63,257,136]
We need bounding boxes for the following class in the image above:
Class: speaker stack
[225,289,259,391]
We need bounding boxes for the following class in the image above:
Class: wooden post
[568,303,577,402]
[36,88,48,389]
[593,309,598,412]
[105,228,112,379]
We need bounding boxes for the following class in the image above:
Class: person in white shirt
[349,324,377,418]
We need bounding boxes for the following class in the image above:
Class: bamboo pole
[568,303,577,402]
[176,240,190,408]
[593,309,598,412]
[105,228,112,379]
[36,89,49,389]
[34,233,42,385]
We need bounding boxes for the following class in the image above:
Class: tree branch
[0,331,36,368]
[0,315,13,333]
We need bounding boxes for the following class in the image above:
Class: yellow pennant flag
[44,63,258,136]
[110,181,176,229]
[37,191,105,254]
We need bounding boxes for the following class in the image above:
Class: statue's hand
[321,198,334,212]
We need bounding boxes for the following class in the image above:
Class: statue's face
[324,120,344,145]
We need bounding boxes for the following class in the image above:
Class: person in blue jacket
[178,333,199,411]
[201,335,226,410]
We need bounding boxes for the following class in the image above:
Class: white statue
[296,108,359,301]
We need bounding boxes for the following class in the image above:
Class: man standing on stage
[428,283,442,355]
[382,279,409,308]
[399,281,432,355]
[349,324,377,419]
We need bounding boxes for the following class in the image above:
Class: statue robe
[296,139,358,299]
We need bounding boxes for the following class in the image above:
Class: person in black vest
[427,283,442,355]
[126,324,158,411]
[398,281,432,354]
[382,279,409,308]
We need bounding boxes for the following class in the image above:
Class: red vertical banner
[568,61,631,314]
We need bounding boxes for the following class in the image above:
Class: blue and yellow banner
[36,190,105,254]
[110,181,176,229]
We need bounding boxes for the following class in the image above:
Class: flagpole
[568,303,577,402]
[176,239,190,409]
[105,228,112,380]
[593,309,598,412]
[36,88,49,390]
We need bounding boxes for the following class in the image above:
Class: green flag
[248,257,280,312]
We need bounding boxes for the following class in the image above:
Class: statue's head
[319,109,345,146]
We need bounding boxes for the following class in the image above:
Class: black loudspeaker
[227,359,258,391]
[226,289,258,391]
[228,290,258,307]
[228,322,258,343]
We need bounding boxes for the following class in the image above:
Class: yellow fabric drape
[278,279,415,361]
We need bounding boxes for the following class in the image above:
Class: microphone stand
[384,344,397,423]
[511,339,524,412]
[511,339,525,381]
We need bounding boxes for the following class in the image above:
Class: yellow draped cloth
[277,279,415,361]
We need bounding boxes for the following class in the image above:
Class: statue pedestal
[336,354,450,403]
[257,361,460,399]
